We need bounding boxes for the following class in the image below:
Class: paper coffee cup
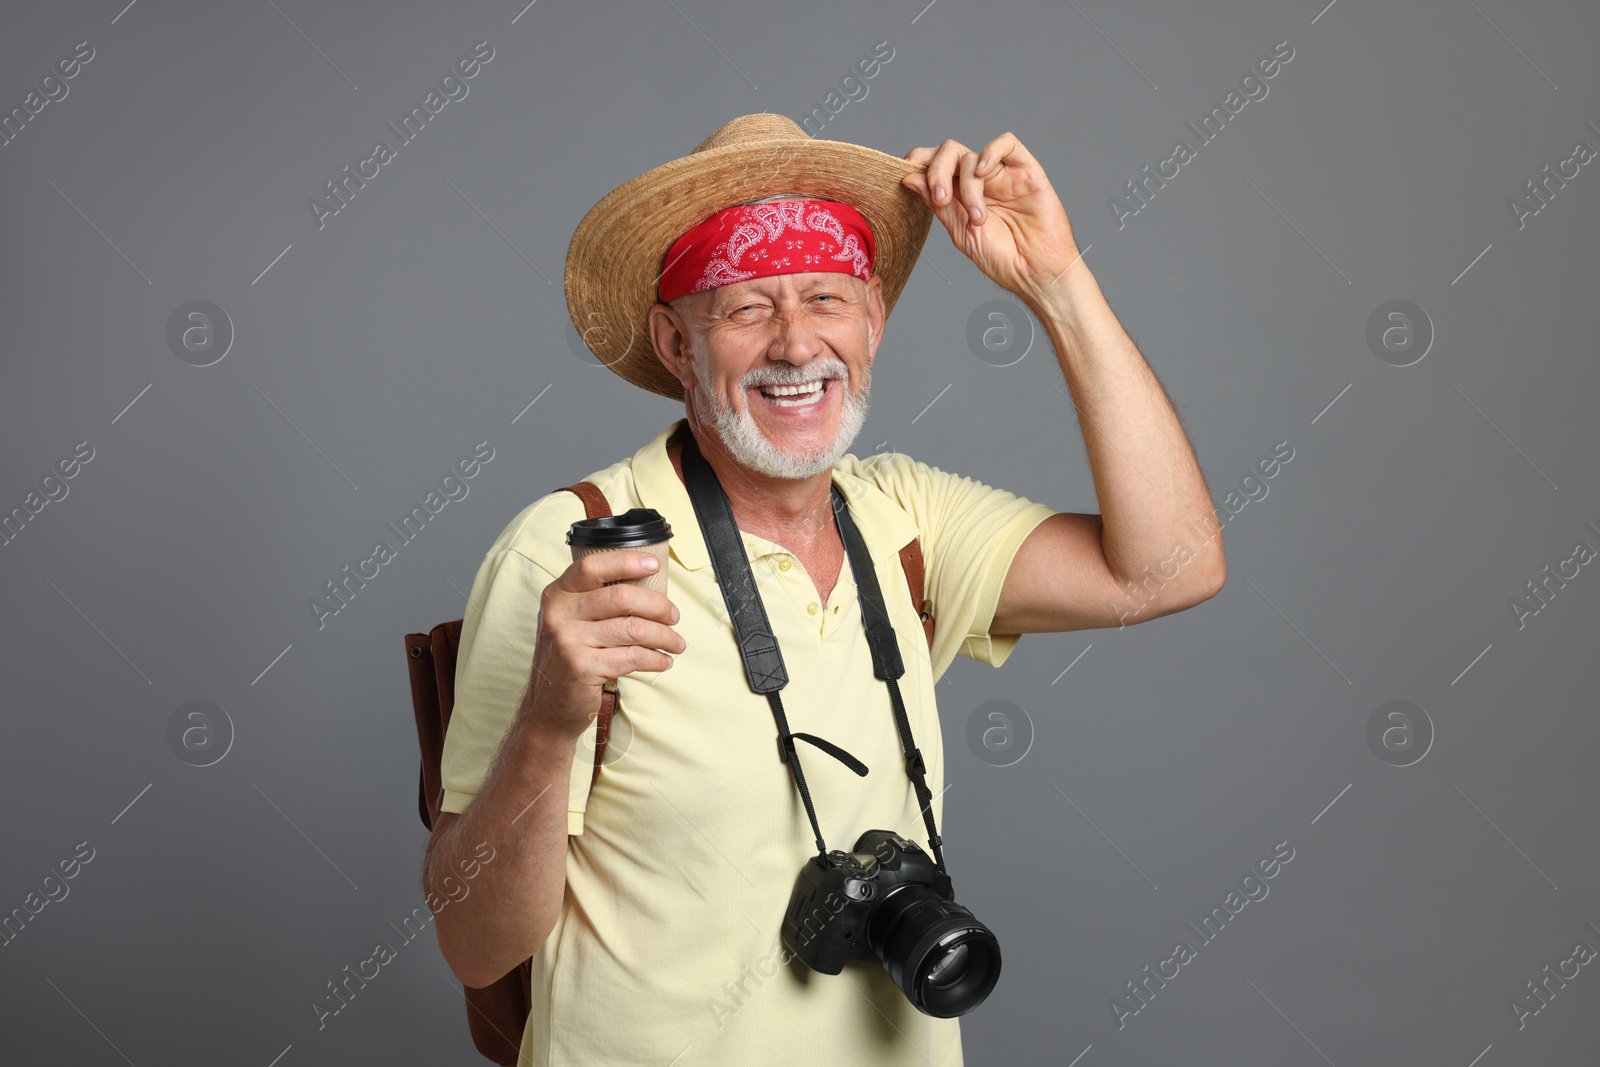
[567,507,672,597]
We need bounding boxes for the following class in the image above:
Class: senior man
[424,114,1224,1066]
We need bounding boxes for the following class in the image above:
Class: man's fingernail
[644,557,659,570]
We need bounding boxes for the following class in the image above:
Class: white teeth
[759,380,827,406]
[761,380,827,396]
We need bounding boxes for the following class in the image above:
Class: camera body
[782,829,952,974]
[781,829,1001,1017]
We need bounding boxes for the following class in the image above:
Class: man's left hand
[902,132,1080,306]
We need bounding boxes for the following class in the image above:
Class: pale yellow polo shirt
[440,417,1057,1067]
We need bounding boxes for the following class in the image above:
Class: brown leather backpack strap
[590,689,617,791]
[898,537,935,652]
[405,630,443,832]
[560,480,612,522]
[557,480,616,791]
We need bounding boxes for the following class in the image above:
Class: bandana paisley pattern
[658,198,876,303]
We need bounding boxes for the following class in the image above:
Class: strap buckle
[904,747,926,776]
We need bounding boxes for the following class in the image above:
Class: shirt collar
[631,418,919,573]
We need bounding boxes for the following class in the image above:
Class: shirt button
[807,602,818,615]
[779,558,793,571]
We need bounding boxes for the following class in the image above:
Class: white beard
[687,349,871,480]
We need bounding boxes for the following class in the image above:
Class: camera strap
[679,430,947,873]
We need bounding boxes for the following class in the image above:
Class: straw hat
[563,113,934,402]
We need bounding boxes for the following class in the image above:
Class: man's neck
[670,422,839,550]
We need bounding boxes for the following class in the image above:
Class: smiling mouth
[752,378,837,408]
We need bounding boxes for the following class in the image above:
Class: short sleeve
[855,453,1057,681]
[438,500,599,836]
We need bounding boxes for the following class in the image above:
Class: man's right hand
[525,549,685,739]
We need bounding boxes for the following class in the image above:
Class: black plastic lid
[566,507,673,548]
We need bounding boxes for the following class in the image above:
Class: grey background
[2,0,1597,1064]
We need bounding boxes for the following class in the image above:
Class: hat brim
[564,137,934,402]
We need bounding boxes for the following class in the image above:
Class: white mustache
[749,372,843,388]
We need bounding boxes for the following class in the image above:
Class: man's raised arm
[903,132,1226,635]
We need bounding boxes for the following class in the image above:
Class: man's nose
[767,307,825,365]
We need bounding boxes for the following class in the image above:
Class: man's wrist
[511,707,583,756]
[1018,256,1098,322]
[1019,261,1105,359]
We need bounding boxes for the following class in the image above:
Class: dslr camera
[781,829,1001,1017]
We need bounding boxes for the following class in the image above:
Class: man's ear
[647,300,695,388]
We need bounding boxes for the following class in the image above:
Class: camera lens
[926,943,968,988]
[869,886,1001,1017]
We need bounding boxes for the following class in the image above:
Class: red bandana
[657,198,876,304]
